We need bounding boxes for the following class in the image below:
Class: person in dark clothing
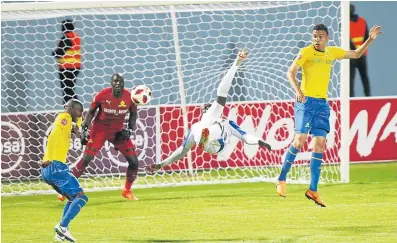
[350,4,371,97]
[52,19,82,104]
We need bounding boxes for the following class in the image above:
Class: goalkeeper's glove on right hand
[80,124,90,146]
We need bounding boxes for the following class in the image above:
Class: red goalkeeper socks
[125,167,138,190]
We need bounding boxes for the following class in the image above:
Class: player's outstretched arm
[160,146,191,168]
[146,130,196,174]
[82,106,98,128]
[145,146,191,174]
[80,102,99,145]
[343,25,382,59]
[83,91,104,128]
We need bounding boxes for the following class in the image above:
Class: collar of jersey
[61,111,72,120]
[311,44,326,53]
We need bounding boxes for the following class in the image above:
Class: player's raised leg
[59,133,103,201]
[61,136,101,202]
[198,49,248,149]
[42,162,88,243]
[58,179,88,242]
[57,160,89,202]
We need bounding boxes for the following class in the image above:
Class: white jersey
[158,53,266,169]
[183,118,246,154]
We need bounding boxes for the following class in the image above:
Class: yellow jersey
[294,44,346,99]
[42,112,73,164]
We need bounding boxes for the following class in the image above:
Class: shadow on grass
[139,193,274,202]
[326,225,382,233]
[125,238,271,242]
[124,235,311,243]
[45,199,127,209]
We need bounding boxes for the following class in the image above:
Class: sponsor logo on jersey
[103,108,128,115]
[105,100,111,105]
[61,119,68,126]
[118,100,126,108]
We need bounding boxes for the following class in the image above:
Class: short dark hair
[350,4,356,15]
[65,99,83,109]
[111,73,124,82]
[312,24,328,35]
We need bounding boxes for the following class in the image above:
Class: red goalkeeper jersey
[91,87,136,130]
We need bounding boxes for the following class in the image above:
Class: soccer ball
[130,85,152,105]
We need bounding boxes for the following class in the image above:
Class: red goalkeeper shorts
[84,124,136,157]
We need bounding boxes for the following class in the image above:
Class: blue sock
[278,145,300,181]
[60,194,88,228]
[309,152,323,191]
[62,201,72,219]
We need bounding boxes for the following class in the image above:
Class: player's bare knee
[313,137,326,152]
[313,144,326,153]
[293,134,307,149]
[292,141,304,150]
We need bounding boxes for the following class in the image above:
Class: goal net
[1,1,348,195]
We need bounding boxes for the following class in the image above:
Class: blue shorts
[41,161,83,199]
[294,97,330,137]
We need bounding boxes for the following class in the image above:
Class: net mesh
[1,1,343,195]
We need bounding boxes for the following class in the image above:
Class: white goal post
[1,0,350,196]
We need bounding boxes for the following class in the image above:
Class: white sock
[216,64,239,97]
[242,134,260,145]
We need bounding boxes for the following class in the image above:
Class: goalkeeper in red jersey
[62,73,140,201]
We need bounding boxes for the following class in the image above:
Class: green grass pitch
[2,162,397,243]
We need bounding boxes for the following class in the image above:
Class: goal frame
[1,0,350,196]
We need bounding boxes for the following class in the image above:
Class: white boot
[55,223,76,242]
[54,232,65,241]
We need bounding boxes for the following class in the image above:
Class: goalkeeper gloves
[80,124,90,146]
[115,128,132,142]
